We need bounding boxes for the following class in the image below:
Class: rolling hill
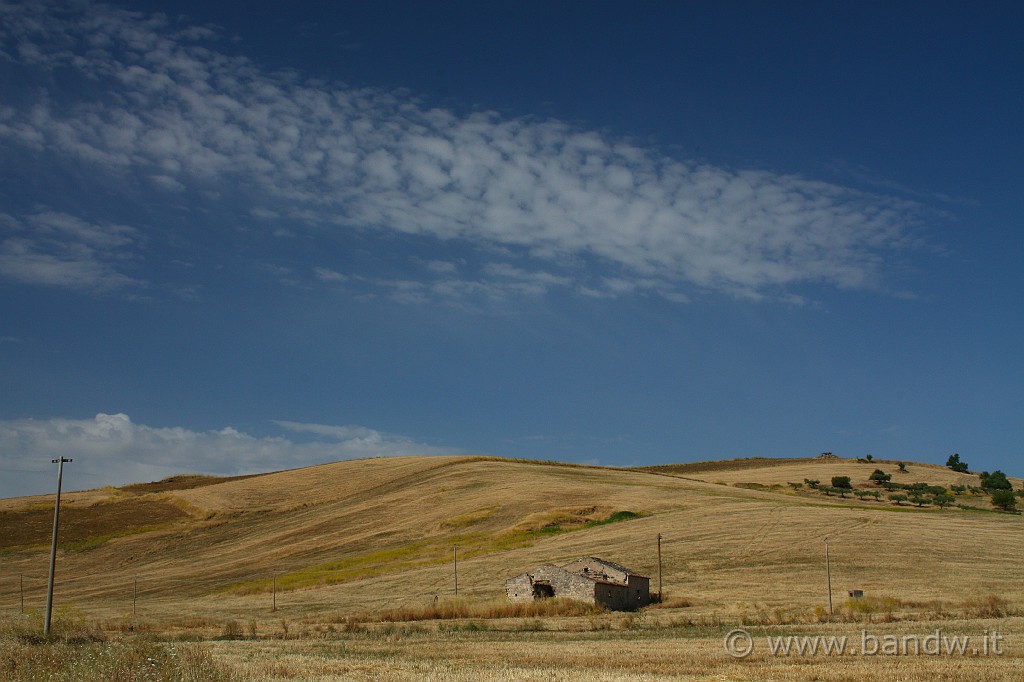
[1,455,1022,629]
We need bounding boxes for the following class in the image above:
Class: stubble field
[2,455,1022,680]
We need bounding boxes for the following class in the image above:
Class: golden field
[2,454,1023,680]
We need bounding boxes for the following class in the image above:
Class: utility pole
[453,545,459,596]
[824,537,833,615]
[657,533,663,603]
[44,457,72,636]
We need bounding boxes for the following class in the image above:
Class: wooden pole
[825,538,833,615]
[657,533,663,602]
[44,457,72,636]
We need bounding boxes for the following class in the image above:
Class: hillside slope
[1,456,1021,626]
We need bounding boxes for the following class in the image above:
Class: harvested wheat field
[2,455,1023,680]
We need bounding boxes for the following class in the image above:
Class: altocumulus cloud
[0,413,459,498]
[0,1,928,302]
[0,210,143,292]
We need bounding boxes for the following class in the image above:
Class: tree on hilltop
[946,453,969,473]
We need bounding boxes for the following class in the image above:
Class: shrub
[220,620,244,639]
[991,489,1018,511]
[831,476,852,490]
[950,485,966,494]
[804,479,820,489]
[869,469,891,485]
[897,462,907,472]
[980,471,1012,491]
[908,483,946,496]
[889,493,908,506]
[961,595,1013,618]
[788,482,803,489]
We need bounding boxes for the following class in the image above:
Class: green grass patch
[584,510,643,527]
[226,509,646,595]
[439,506,500,530]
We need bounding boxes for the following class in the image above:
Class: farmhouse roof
[565,556,648,578]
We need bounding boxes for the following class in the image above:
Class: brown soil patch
[121,473,264,494]
[640,457,810,475]
[0,498,190,550]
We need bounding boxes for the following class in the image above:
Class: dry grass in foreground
[343,596,603,626]
[6,608,1023,681]
[0,616,234,682]
[203,616,1024,681]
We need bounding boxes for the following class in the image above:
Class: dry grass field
[2,454,1022,680]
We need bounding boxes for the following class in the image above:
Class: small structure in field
[505,557,650,610]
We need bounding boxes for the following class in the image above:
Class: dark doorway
[532,582,554,600]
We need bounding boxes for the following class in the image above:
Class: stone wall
[626,574,651,607]
[504,565,597,604]
[504,573,535,603]
[504,558,650,610]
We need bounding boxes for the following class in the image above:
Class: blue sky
[1,1,1022,497]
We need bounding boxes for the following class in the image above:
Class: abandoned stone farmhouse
[505,557,650,610]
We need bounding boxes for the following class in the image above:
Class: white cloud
[273,420,455,459]
[0,413,461,498]
[313,267,347,283]
[423,260,459,274]
[0,210,143,291]
[149,174,185,192]
[0,2,928,302]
